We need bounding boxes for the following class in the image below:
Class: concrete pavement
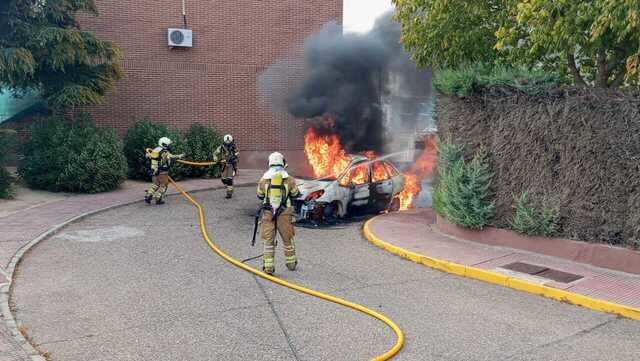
[11,187,640,360]
[0,172,261,360]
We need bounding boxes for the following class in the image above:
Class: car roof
[349,155,369,164]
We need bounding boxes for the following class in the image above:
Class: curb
[2,183,256,359]
[362,216,640,321]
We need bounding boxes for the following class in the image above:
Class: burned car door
[384,162,404,195]
[370,161,393,210]
[342,163,370,207]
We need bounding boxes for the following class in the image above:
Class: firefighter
[144,137,184,205]
[213,134,239,199]
[257,152,300,275]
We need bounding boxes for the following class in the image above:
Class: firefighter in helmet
[257,152,301,275]
[144,137,184,205]
[213,134,239,198]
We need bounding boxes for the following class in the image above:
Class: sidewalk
[0,171,261,360]
[365,209,640,318]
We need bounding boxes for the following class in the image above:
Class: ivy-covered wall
[437,87,640,245]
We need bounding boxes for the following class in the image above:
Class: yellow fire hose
[168,176,404,360]
[176,159,218,166]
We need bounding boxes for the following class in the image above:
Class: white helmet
[158,137,172,147]
[268,152,285,167]
[223,134,233,144]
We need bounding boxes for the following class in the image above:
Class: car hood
[295,179,332,197]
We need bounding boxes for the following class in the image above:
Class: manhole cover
[502,262,583,283]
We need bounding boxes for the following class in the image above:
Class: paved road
[12,187,640,361]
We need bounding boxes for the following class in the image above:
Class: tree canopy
[393,0,640,87]
[0,0,122,109]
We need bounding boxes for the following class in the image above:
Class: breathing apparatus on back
[263,152,289,213]
[146,137,174,174]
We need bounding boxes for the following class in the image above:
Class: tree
[0,0,122,109]
[392,0,511,69]
[393,0,640,88]
[496,0,640,87]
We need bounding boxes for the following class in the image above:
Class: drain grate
[502,262,583,283]
[536,269,583,283]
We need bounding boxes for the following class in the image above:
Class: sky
[343,0,394,33]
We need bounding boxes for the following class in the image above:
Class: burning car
[293,155,405,222]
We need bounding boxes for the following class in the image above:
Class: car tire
[388,197,400,212]
[324,201,341,223]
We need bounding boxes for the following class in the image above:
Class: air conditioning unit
[167,28,192,47]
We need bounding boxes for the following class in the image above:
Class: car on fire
[293,155,405,223]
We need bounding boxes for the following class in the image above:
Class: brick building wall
[78,0,342,160]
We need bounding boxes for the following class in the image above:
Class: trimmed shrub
[18,115,127,193]
[123,120,188,181]
[0,167,12,199]
[0,129,17,198]
[433,142,495,229]
[183,123,222,178]
[432,142,463,216]
[627,239,640,250]
[510,193,559,237]
[434,64,562,97]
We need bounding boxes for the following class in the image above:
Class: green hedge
[0,129,17,198]
[183,123,223,178]
[18,115,127,193]
[434,64,562,97]
[123,120,189,181]
[432,142,495,229]
[123,120,223,181]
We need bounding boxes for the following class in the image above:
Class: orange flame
[304,127,352,178]
[350,164,369,185]
[371,161,387,183]
[398,173,420,210]
[397,134,438,210]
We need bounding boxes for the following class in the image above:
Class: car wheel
[323,201,341,223]
[388,197,400,212]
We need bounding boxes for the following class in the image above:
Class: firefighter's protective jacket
[146,146,180,174]
[213,143,239,164]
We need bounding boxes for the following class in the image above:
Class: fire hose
[167,173,404,360]
[176,159,218,166]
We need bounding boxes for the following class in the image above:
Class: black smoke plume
[262,12,431,154]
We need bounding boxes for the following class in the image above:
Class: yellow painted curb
[363,216,640,321]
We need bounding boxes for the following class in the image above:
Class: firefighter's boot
[145,184,158,204]
[285,257,297,271]
[263,239,275,275]
[284,242,297,271]
[263,255,275,275]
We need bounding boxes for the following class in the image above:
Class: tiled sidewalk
[367,209,640,311]
[0,172,261,360]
